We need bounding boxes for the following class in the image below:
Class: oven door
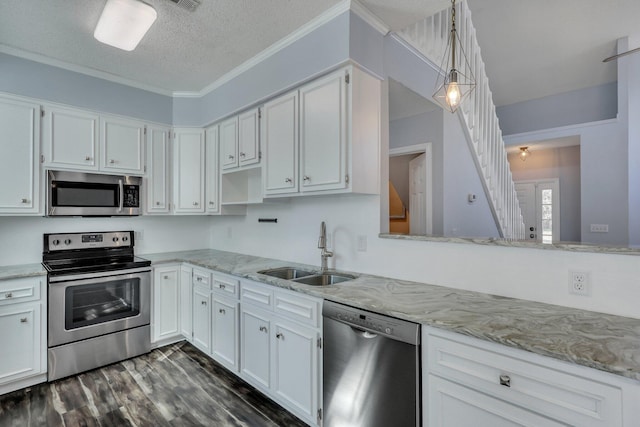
[48,267,151,347]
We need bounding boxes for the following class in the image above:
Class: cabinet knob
[109,159,115,164]
[201,300,207,305]
[303,176,310,182]
[259,326,267,333]
[276,333,284,340]
[240,152,246,157]
[156,201,161,206]
[163,275,169,279]
[209,201,215,205]
[20,317,28,323]
[5,292,13,298]
[21,198,29,204]
[219,284,226,289]
[499,374,511,387]
[85,156,92,161]
[219,308,226,314]
[228,155,234,160]
[284,178,292,183]
[193,202,199,206]
[196,277,202,282]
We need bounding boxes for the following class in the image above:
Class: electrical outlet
[590,224,609,233]
[357,235,367,252]
[135,230,144,241]
[569,271,591,296]
[226,226,232,239]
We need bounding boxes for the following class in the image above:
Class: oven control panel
[44,231,133,251]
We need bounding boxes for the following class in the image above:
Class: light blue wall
[349,12,384,78]
[0,53,173,123]
[496,82,618,136]
[174,11,352,127]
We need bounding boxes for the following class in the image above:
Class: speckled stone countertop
[143,249,640,382]
[2,251,638,382]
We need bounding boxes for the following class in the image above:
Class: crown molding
[0,44,173,97]
[349,0,390,35]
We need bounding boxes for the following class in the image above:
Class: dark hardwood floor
[0,342,308,427]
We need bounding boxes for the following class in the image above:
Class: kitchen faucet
[318,221,333,273]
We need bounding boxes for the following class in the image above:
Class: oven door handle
[118,179,124,213]
[48,266,151,283]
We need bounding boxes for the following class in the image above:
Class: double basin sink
[257,267,354,286]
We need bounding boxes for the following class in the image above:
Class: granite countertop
[2,250,638,382]
[144,249,640,382]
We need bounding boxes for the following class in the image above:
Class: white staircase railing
[398,1,525,239]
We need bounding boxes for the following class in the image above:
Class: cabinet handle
[303,176,310,182]
[20,317,28,323]
[21,198,29,204]
[209,201,215,205]
[201,301,207,305]
[228,155,234,160]
[219,284,226,289]
[85,156,92,161]
[196,277,203,282]
[239,152,246,157]
[109,159,115,164]
[5,292,13,298]
[276,333,284,340]
[193,202,199,206]
[499,374,511,388]
[259,326,267,333]
[163,275,169,279]
[284,178,292,183]
[219,308,226,314]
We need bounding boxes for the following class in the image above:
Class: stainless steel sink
[293,273,355,286]
[257,267,315,280]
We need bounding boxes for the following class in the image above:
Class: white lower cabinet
[192,283,211,353]
[212,296,239,371]
[180,265,193,339]
[0,276,46,395]
[240,279,321,426]
[423,326,640,427]
[152,265,181,344]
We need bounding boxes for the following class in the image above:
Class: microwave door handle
[118,179,124,212]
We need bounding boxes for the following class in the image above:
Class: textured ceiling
[0,0,639,106]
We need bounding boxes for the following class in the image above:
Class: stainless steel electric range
[42,231,151,381]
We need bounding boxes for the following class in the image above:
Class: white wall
[0,216,212,265]
[209,195,640,320]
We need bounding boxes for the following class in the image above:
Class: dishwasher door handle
[350,325,379,339]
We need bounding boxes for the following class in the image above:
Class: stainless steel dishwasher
[323,300,421,426]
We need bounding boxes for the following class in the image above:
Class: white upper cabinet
[173,128,205,214]
[263,90,299,195]
[220,117,238,170]
[0,95,40,215]
[205,124,220,214]
[299,68,348,193]
[42,105,99,171]
[145,125,171,214]
[100,115,145,175]
[263,65,380,198]
[238,108,260,167]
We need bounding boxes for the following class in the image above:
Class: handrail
[397,1,525,239]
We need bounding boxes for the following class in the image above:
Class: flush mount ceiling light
[519,146,531,161]
[94,0,157,51]
[432,0,476,113]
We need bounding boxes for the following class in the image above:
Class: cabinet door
[220,117,238,170]
[0,96,40,214]
[428,375,565,427]
[205,125,220,213]
[0,303,40,384]
[145,126,170,214]
[180,265,192,339]
[43,105,99,170]
[241,306,271,389]
[238,108,260,167]
[272,319,318,420]
[192,285,211,353]
[263,91,298,195]
[299,69,348,192]
[100,116,145,174]
[152,267,180,343]
[212,297,238,371]
[173,128,205,213]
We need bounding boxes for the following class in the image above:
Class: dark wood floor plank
[61,405,100,427]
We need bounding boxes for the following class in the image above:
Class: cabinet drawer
[273,289,320,328]
[192,269,211,289]
[0,277,41,305]
[241,280,273,309]
[426,331,623,426]
[212,273,239,298]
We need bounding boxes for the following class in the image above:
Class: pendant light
[94,0,157,51]
[433,0,476,113]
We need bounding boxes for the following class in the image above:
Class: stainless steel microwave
[47,170,142,217]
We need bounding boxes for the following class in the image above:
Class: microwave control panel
[123,185,140,208]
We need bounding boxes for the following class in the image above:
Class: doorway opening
[389,143,433,235]
[515,179,560,243]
